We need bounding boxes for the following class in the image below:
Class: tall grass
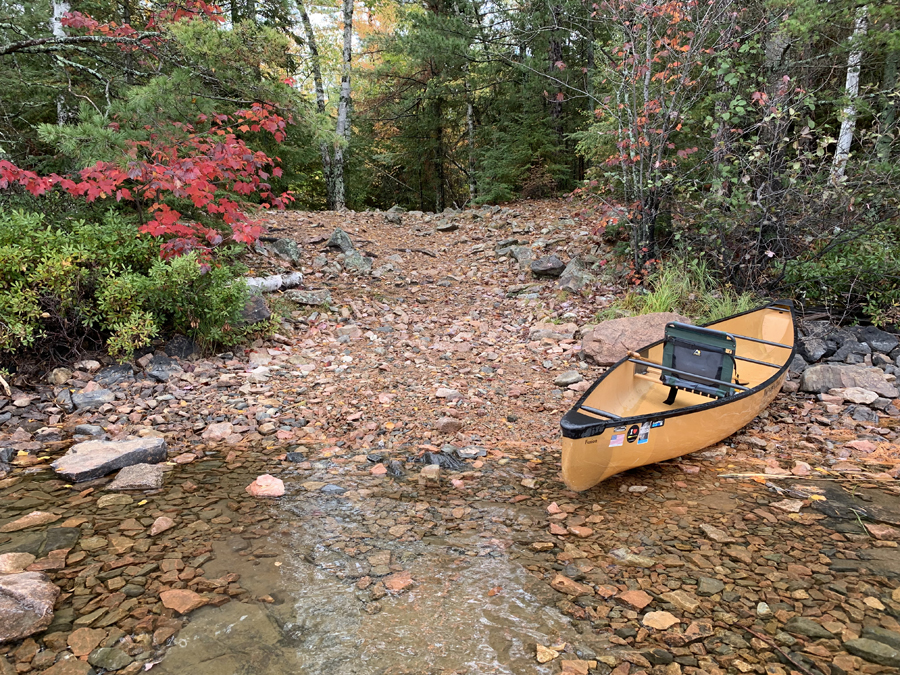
[597,258,761,324]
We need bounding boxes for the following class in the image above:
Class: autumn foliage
[0,103,293,263]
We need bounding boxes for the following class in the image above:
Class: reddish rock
[383,570,414,592]
[436,416,463,434]
[173,453,196,465]
[159,589,207,614]
[67,627,106,657]
[202,422,234,442]
[866,523,900,540]
[791,461,812,476]
[149,516,176,536]
[582,312,690,365]
[549,523,568,536]
[567,525,593,538]
[846,439,877,453]
[0,553,36,574]
[549,574,593,596]
[0,511,61,533]
[642,611,679,630]
[41,655,95,675]
[617,589,653,610]
[0,572,60,643]
[245,474,285,497]
[370,463,388,476]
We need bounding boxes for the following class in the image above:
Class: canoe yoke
[659,323,740,404]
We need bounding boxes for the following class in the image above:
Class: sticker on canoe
[651,420,664,428]
[626,425,640,443]
[614,426,626,433]
[609,433,625,447]
[637,422,651,445]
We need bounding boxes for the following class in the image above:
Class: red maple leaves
[0,104,293,262]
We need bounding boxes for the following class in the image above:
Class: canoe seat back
[661,323,737,402]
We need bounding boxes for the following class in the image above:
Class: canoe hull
[561,372,785,490]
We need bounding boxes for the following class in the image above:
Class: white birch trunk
[831,6,868,181]
[51,0,73,125]
[331,0,354,210]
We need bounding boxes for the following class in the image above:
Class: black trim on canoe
[561,300,797,440]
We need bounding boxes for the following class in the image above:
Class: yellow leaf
[809,495,826,501]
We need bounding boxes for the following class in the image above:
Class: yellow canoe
[560,300,796,490]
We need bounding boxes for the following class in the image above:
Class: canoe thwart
[668,321,792,349]
[579,406,623,420]
[733,354,781,368]
[627,357,751,392]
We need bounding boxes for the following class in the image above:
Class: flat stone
[160,589,207,614]
[642,611,680,630]
[829,387,879,404]
[52,437,167,482]
[383,570,414,592]
[784,616,833,639]
[661,590,700,613]
[0,572,60,643]
[0,553,36,574]
[0,511,61,533]
[582,313,690,366]
[536,644,560,663]
[202,422,233,442]
[71,389,115,411]
[618,589,653,609]
[106,463,165,490]
[550,574,594,597]
[697,578,725,596]
[844,638,900,667]
[699,523,736,543]
[150,517,176,536]
[800,364,899,398]
[0,528,80,558]
[286,288,333,306]
[67,627,107,657]
[554,371,584,387]
[88,647,133,670]
[41,655,96,675]
[94,364,133,386]
[861,627,900,651]
[529,322,578,341]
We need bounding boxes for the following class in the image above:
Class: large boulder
[582,313,690,366]
[0,572,60,643]
[799,364,899,398]
[51,437,167,483]
[852,326,900,355]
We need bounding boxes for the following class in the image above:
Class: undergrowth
[597,258,761,324]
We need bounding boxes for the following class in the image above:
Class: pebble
[642,611,679,630]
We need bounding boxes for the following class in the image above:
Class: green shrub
[597,257,761,324]
[0,208,252,360]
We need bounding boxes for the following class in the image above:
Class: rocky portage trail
[1,200,900,675]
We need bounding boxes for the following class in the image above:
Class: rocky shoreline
[1,201,899,675]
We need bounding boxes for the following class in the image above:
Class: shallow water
[157,494,586,675]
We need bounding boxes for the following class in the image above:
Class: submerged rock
[0,572,60,643]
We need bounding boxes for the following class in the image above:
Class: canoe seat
[661,323,738,404]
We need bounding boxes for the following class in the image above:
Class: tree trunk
[465,79,477,203]
[298,0,334,209]
[331,0,354,210]
[831,5,868,182]
[50,0,73,125]
[877,49,898,161]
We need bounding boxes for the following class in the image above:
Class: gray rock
[271,238,301,264]
[326,227,355,253]
[849,405,879,423]
[35,427,62,443]
[435,220,458,232]
[797,337,828,363]
[788,354,809,374]
[146,354,183,383]
[861,627,900,651]
[531,255,566,278]
[287,289,332,306]
[873,352,894,368]
[72,389,115,411]
[385,213,403,225]
[52,437,167,482]
[106,463,166,490]
[74,424,105,437]
[0,572,60,643]
[871,396,892,410]
[554,371,584,387]
[509,246,534,270]
[88,647,133,671]
[0,528,81,557]
[784,616,833,639]
[47,368,72,385]
[852,326,900,354]
[342,250,373,274]
[697,578,725,596]
[387,204,406,213]
[826,337,870,363]
[799,364,899,398]
[241,295,271,325]
[558,257,594,293]
[165,334,198,359]
[95,364,134,386]
[844,638,900,667]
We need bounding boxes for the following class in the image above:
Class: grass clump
[597,258,761,324]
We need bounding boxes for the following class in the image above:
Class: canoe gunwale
[561,300,797,441]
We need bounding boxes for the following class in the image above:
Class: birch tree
[831,5,868,182]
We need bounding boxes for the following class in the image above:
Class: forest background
[0,0,898,363]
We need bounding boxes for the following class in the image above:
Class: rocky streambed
[2,201,900,675]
